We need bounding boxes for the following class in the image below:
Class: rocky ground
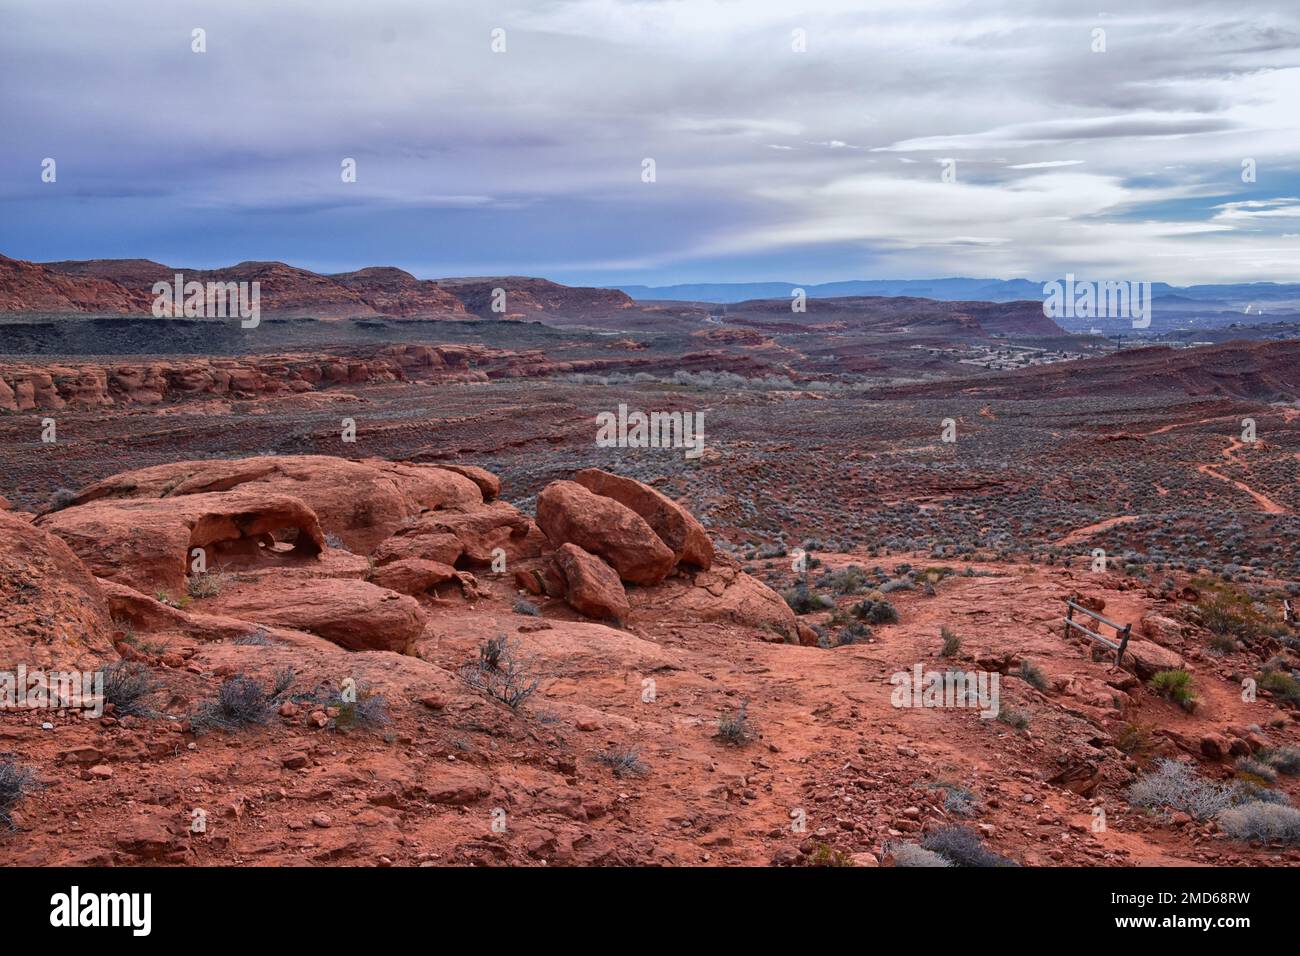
[1,447,1298,867]
[2,321,1299,868]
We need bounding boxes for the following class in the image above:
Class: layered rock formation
[25,455,794,641]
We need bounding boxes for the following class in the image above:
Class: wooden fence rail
[1062,597,1132,665]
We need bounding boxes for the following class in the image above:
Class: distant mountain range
[617,278,1300,307]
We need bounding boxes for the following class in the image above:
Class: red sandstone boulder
[0,510,115,671]
[573,468,712,569]
[630,559,800,643]
[36,489,325,595]
[64,455,484,552]
[369,558,459,595]
[1123,639,1185,680]
[387,501,543,566]
[430,464,500,501]
[203,578,425,652]
[535,481,675,586]
[552,543,630,624]
[372,531,463,567]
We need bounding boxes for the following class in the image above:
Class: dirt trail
[1053,515,1138,548]
[1197,437,1289,514]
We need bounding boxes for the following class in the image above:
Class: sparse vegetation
[1259,668,1300,704]
[45,488,77,513]
[1149,669,1197,711]
[715,702,754,746]
[1114,723,1151,756]
[1128,759,1247,820]
[940,627,961,658]
[460,635,543,710]
[889,842,952,867]
[513,599,541,617]
[849,598,898,625]
[190,668,295,733]
[0,758,39,831]
[187,570,228,599]
[928,780,979,816]
[808,844,854,867]
[1218,802,1300,845]
[101,660,158,717]
[1192,578,1270,645]
[781,584,834,615]
[996,705,1029,730]
[1234,756,1278,784]
[1017,659,1048,691]
[333,686,390,731]
[921,825,1015,867]
[233,628,280,646]
[1259,746,1300,776]
[596,747,648,778]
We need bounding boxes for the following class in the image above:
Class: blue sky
[2,0,1299,286]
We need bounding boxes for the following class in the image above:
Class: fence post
[1117,623,1131,666]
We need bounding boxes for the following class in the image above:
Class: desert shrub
[101,660,158,718]
[1234,756,1278,784]
[1018,660,1048,691]
[825,565,868,595]
[187,571,228,599]
[1218,802,1300,845]
[836,621,874,646]
[850,599,898,625]
[808,844,854,867]
[996,705,1029,730]
[1208,632,1238,654]
[715,702,753,746]
[477,634,509,672]
[1114,723,1151,756]
[332,685,390,731]
[782,585,834,615]
[513,599,541,617]
[889,843,952,867]
[1259,669,1300,704]
[1193,578,1269,643]
[460,635,543,710]
[596,747,648,779]
[233,628,279,646]
[1128,759,1244,819]
[190,668,294,733]
[45,488,77,513]
[921,825,1015,867]
[1149,669,1197,711]
[940,627,961,658]
[1259,746,1300,776]
[929,781,978,816]
[0,758,39,830]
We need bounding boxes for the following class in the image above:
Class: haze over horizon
[3,0,1300,287]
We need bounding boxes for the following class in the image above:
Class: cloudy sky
[2,0,1299,285]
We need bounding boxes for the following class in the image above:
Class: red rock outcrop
[0,346,492,412]
[385,500,545,567]
[0,510,115,671]
[0,254,152,313]
[573,468,713,569]
[67,455,484,553]
[535,480,676,586]
[631,559,800,643]
[202,577,425,652]
[551,543,630,624]
[369,558,461,596]
[36,490,325,595]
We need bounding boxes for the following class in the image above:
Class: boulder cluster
[3,455,798,675]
